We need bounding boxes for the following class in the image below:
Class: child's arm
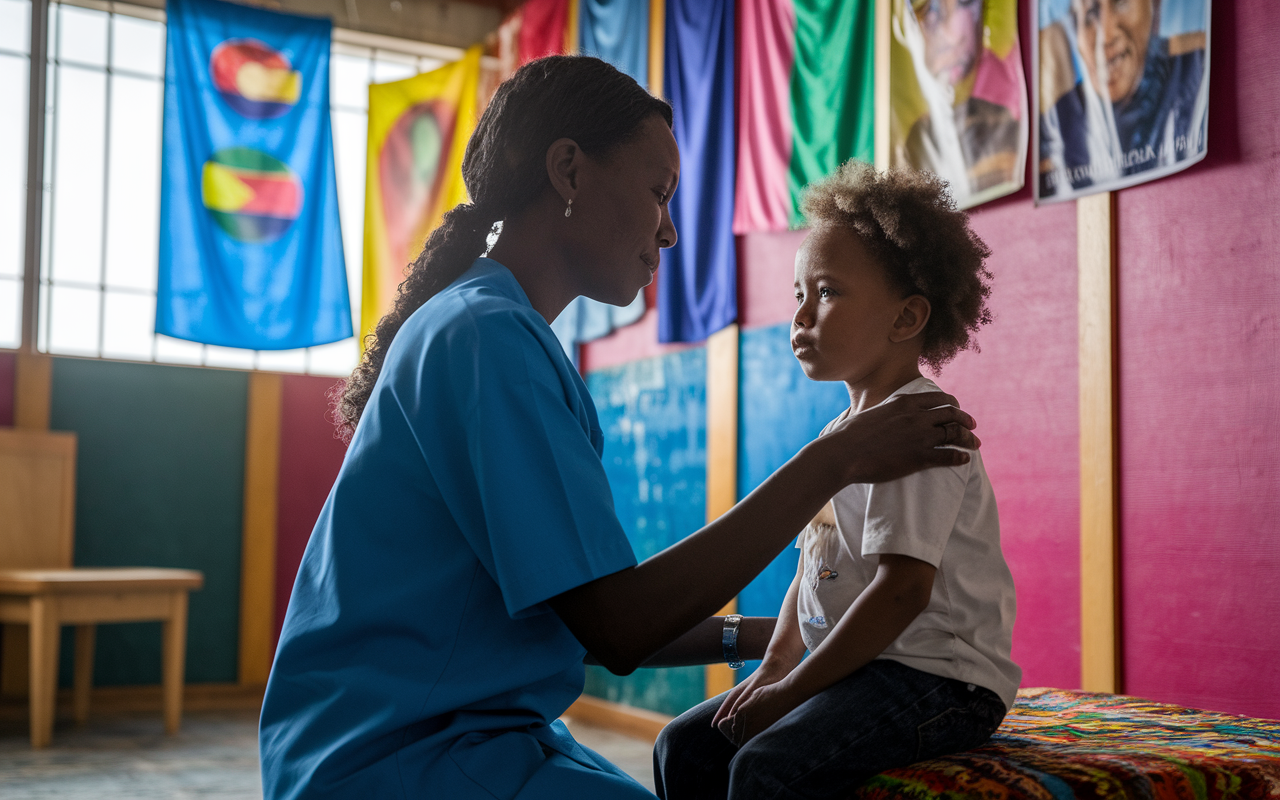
[720,553,935,744]
[757,556,809,672]
[711,558,808,731]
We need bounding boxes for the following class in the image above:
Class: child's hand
[715,678,802,746]
[711,661,795,745]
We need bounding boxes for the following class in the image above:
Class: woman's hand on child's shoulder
[817,391,980,486]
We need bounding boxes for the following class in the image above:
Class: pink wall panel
[1116,0,1280,720]
[0,352,14,426]
[275,374,348,647]
[579,283,695,373]
[952,199,1080,690]
[737,229,807,329]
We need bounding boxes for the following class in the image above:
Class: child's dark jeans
[653,658,1007,800]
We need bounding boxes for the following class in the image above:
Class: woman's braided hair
[332,56,672,442]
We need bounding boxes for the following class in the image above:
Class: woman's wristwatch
[722,614,745,669]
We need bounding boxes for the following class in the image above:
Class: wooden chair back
[0,429,77,569]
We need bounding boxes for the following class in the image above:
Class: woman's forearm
[548,392,976,675]
[584,616,778,668]
[551,440,843,674]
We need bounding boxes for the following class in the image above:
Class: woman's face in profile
[565,115,680,307]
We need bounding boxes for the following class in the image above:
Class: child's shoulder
[890,376,945,400]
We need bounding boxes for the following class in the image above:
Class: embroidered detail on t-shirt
[806,616,828,629]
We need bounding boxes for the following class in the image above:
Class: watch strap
[722,614,745,669]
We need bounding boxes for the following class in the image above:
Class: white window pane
[332,108,365,321]
[0,277,20,349]
[257,347,307,373]
[416,57,445,74]
[372,56,415,84]
[50,64,106,285]
[307,337,357,376]
[111,15,163,77]
[155,333,203,364]
[0,54,27,279]
[47,283,99,355]
[104,73,161,291]
[331,53,370,109]
[101,289,154,359]
[204,344,255,369]
[57,4,107,68]
[0,0,29,54]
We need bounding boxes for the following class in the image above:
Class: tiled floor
[0,710,656,798]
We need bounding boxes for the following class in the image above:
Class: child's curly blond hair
[801,161,993,372]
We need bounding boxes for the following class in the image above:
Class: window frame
[7,0,488,377]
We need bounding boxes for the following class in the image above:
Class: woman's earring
[564,198,573,218]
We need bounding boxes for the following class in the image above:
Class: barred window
[0,0,31,349]
[7,0,454,375]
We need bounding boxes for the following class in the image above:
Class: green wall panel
[50,358,247,686]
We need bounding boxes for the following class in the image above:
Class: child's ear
[889,295,931,343]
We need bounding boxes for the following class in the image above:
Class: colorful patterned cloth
[857,688,1280,800]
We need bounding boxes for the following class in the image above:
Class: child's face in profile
[791,225,916,387]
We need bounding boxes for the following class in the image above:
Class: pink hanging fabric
[734,0,796,234]
[517,0,570,63]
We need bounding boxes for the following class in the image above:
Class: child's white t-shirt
[796,376,1022,709]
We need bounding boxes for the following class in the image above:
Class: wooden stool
[0,568,204,748]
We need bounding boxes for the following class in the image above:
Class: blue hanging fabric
[579,0,649,89]
[659,0,737,344]
[157,0,351,350]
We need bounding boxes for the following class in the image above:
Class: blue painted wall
[736,323,847,677]
[584,348,708,716]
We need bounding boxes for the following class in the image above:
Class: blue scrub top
[260,259,654,799]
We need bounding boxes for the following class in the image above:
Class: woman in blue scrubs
[259,56,979,799]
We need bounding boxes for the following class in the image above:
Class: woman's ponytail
[331,202,495,442]
[332,54,672,443]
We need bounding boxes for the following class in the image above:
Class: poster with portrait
[890,0,1029,209]
[1035,0,1210,203]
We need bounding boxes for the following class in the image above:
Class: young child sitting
[654,162,1019,800]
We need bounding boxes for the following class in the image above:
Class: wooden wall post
[0,354,54,698]
[14,353,52,432]
[874,0,891,170]
[1,0,52,700]
[238,372,282,686]
[648,0,665,96]
[704,324,740,698]
[1078,191,1122,693]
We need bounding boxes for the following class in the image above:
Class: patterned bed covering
[857,688,1280,800]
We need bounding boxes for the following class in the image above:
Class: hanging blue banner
[579,0,649,89]
[660,0,737,344]
[157,0,351,350]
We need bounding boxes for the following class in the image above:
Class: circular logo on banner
[210,39,301,119]
[201,147,303,243]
